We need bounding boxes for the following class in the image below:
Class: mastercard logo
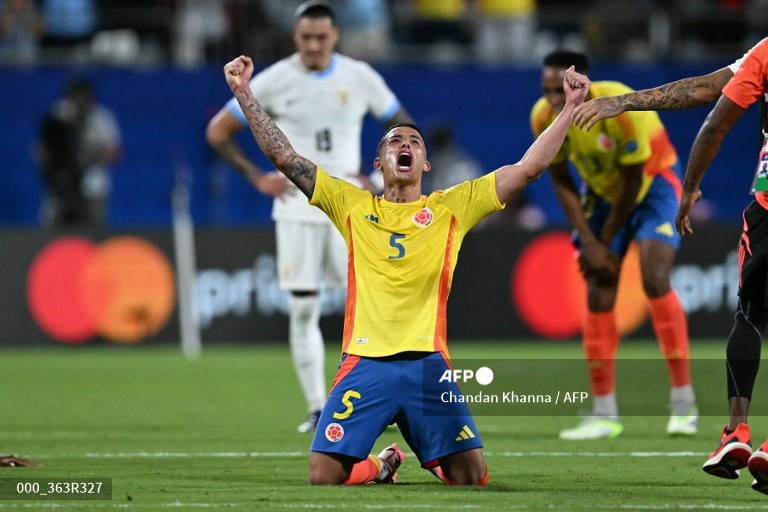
[26,236,176,344]
[512,232,648,339]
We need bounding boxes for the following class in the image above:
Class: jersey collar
[308,53,338,80]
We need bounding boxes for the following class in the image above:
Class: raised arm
[223,55,317,198]
[573,67,734,130]
[675,95,746,236]
[494,66,590,204]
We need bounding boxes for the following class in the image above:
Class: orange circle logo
[512,232,648,339]
[26,236,176,344]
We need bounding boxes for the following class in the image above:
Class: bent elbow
[205,123,226,148]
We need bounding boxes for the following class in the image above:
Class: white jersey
[227,53,401,223]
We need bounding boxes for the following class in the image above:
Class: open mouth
[397,152,413,171]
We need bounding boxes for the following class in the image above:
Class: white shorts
[275,221,347,292]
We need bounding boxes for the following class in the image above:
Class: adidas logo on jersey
[655,222,674,237]
[365,214,379,224]
[455,425,476,441]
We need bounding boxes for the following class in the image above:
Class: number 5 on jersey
[333,390,361,420]
[389,233,406,260]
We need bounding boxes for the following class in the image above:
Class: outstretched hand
[224,55,254,94]
[573,97,624,131]
[675,189,703,236]
[563,66,590,107]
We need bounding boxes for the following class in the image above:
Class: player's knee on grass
[438,448,488,485]
[308,452,354,485]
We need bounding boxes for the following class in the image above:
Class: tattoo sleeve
[235,91,317,198]
[622,68,733,111]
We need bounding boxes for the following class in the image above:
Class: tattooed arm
[573,67,734,130]
[223,55,317,198]
[205,111,290,197]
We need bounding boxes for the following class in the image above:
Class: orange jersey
[309,168,503,358]
[723,38,768,108]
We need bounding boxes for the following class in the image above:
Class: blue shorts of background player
[576,164,682,255]
[310,352,483,469]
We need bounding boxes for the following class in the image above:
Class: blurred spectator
[746,0,768,42]
[395,0,473,61]
[425,122,482,192]
[38,77,121,227]
[425,122,545,229]
[40,0,95,49]
[173,0,230,68]
[474,0,537,65]
[262,0,306,58]
[335,0,392,61]
[583,0,652,62]
[0,0,45,65]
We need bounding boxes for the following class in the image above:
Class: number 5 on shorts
[333,390,361,420]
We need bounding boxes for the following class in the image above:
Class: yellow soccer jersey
[310,168,503,358]
[530,81,679,203]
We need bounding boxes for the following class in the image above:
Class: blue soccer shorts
[577,165,682,258]
[310,352,483,466]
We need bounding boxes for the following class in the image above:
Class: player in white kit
[205,0,412,433]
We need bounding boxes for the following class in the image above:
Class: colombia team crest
[325,423,344,442]
[412,207,433,228]
[596,133,616,151]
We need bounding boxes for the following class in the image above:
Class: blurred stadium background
[0,1,763,508]
[0,0,758,346]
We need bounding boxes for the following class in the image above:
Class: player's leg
[634,174,697,435]
[638,238,698,433]
[561,194,623,440]
[309,448,405,485]
[276,221,326,432]
[730,202,768,491]
[399,353,488,485]
[309,355,406,485]
[433,449,488,486]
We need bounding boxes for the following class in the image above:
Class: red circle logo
[511,232,648,339]
[325,423,344,442]
[26,236,176,344]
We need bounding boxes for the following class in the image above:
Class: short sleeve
[438,173,504,234]
[723,39,768,109]
[310,168,370,237]
[358,62,400,122]
[607,112,652,167]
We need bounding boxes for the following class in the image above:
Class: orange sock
[649,290,691,387]
[583,311,619,396]
[343,455,382,485]
[433,465,489,486]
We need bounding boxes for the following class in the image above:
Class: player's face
[375,127,430,186]
[541,66,566,114]
[293,17,338,71]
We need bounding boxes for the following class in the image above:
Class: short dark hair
[543,50,590,74]
[376,123,427,158]
[295,0,336,24]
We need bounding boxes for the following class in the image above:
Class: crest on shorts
[412,207,433,228]
[325,423,344,442]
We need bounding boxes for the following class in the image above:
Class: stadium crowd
[0,0,761,67]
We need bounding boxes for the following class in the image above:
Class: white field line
[26,451,709,460]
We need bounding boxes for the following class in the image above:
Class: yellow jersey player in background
[223,54,589,485]
[531,50,698,441]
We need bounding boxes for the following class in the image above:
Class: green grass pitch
[1,340,768,511]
